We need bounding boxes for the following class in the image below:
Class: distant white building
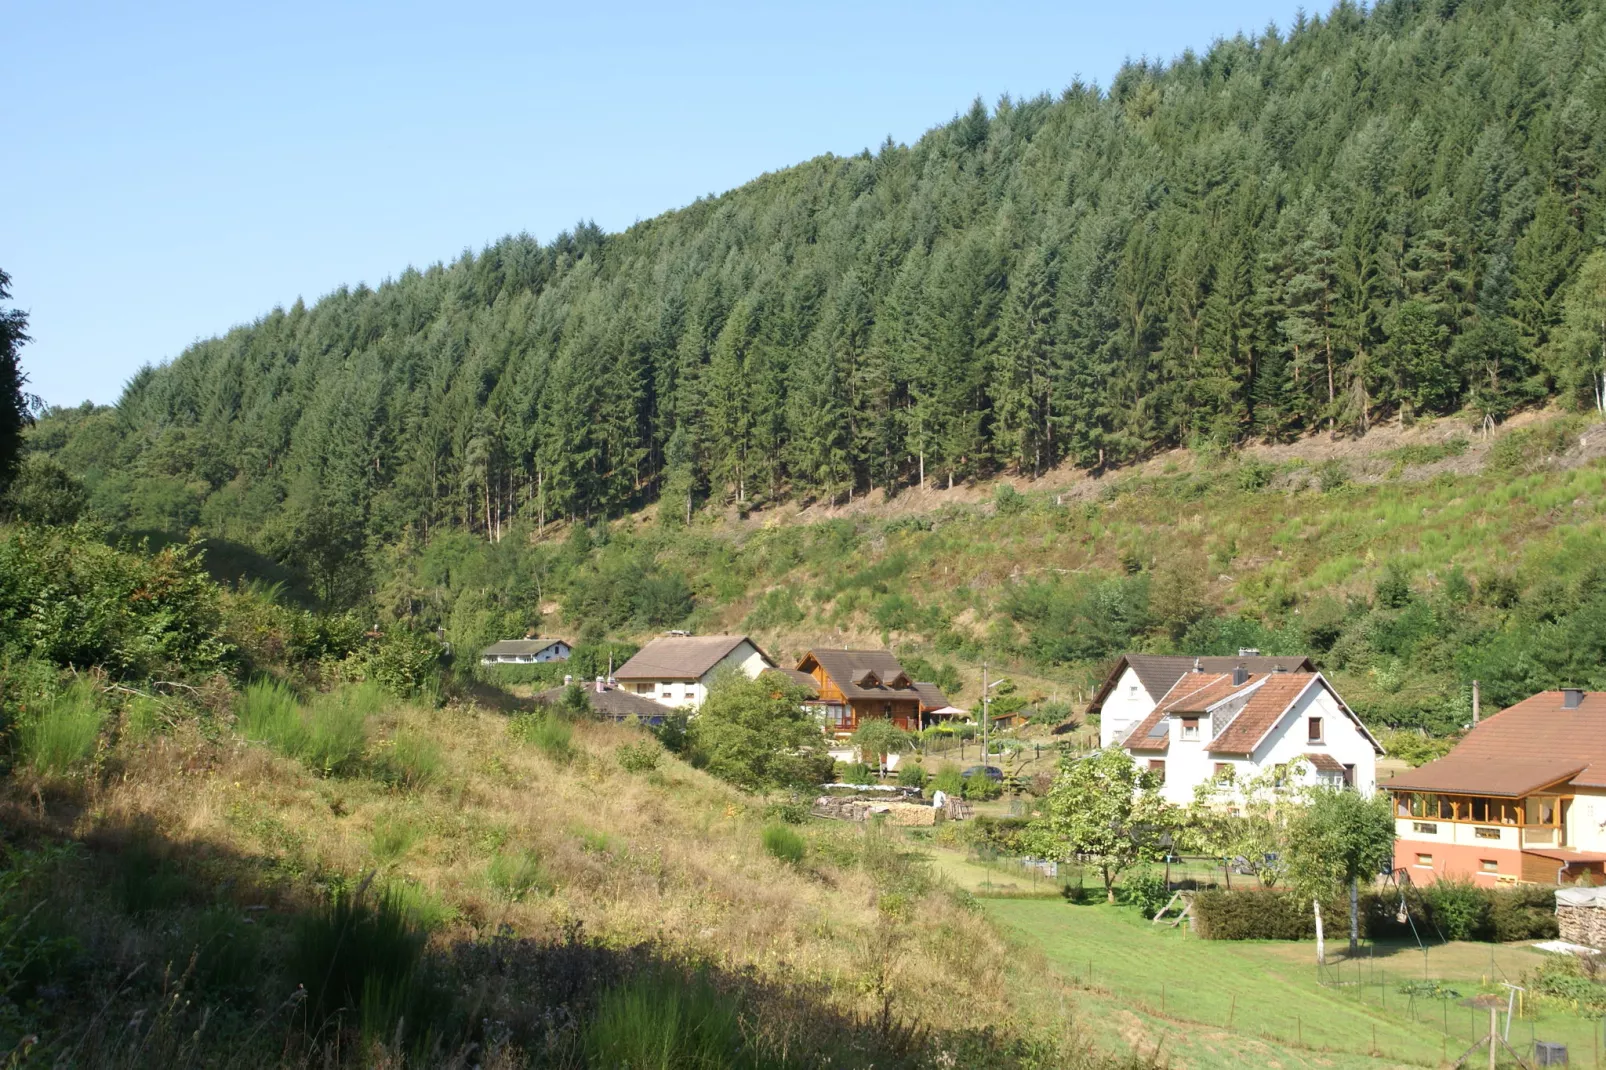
[480,638,572,665]
[612,635,775,709]
[1089,653,1314,749]
[1121,668,1383,805]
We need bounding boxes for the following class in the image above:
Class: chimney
[1472,679,1480,724]
[1231,666,1249,686]
[1564,688,1585,710]
[595,675,606,693]
[1193,657,1202,673]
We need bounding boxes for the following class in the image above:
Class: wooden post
[1228,993,1236,1029]
[1487,1006,1497,1070]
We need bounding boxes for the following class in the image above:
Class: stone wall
[813,796,937,826]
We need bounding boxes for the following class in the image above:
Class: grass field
[986,899,1605,1069]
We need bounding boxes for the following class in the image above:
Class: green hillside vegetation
[27,0,1606,604]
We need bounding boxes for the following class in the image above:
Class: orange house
[796,649,925,738]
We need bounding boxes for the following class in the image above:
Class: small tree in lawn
[1184,759,1310,889]
[851,719,912,775]
[688,672,832,794]
[1284,787,1396,964]
[1025,748,1172,903]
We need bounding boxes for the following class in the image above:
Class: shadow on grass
[0,797,1143,1069]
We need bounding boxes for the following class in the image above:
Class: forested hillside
[31,0,1606,603]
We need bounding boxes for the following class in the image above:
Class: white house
[1089,653,1314,749]
[480,638,572,665]
[1121,667,1382,805]
[612,634,775,709]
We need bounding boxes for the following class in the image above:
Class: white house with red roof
[1089,652,1315,749]
[1119,666,1382,805]
[1383,690,1606,886]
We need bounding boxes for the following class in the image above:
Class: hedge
[1193,884,1558,942]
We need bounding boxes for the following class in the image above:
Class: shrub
[839,761,872,784]
[763,797,811,825]
[236,678,305,753]
[370,814,420,865]
[510,711,574,763]
[303,683,377,776]
[582,971,744,1070]
[17,678,105,775]
[1124,870,1171,919]
[385,728,444,790]
[762,822,806,865]
[1314,459,1349,492]
[616,740,662,773]
[1193,889,1315,940]
[993,483,1029,516]
[290,885,428,1037]
[930,763,965,797]
[1423,879,1487,940]
[896,762,926,788]
[1486,884,1558,941]
[121,693,167,742]
[487,848,549,901]
[962,772,1002,800]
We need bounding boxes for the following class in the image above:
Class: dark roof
[1382,691,1606,797]
[614,636,771,681]
[535,685,666,721]
[1086,653,1315,714]
[912,682,952,712]
[767,668,820,698]
[481,638,569,656]
[798,649,918,701]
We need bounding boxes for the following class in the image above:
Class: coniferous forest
[29,0,1606,609]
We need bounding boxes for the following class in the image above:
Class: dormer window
[1180,717,1201,741]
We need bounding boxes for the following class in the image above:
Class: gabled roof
[535,684,665,722]
[482,638,570,656]
[1120,671,1381,758]
[912,682,952,712]
[614,635,772,681]
[1382,691,1606,797]
[765,667,821,698]
[1086,653,1316,714]
[1304,752,1346,773]
[798,649,920,701]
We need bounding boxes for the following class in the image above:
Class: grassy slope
[987,899,1597,1070]
[624,410,1606,719]
[6,691,1136,1064]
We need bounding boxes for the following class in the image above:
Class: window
[634,683,652,695]
[883,703,892,716]
[1481,860,1500,873]
[1475,827,1501,840]
[1307,717,1324,742]
[1181,718,1201,741]
[1213,762,1234,780]
[1413,822,1438,835]
[1470,798,1489,822]
[1415,853,1434,868]
[1148,760,1166,785]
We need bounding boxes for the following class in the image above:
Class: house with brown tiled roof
[1120,666,1381,805]
[1383,690,1606,886]
[1090,652,1316,748]
[795,649,924,738]
[613,635,775,709]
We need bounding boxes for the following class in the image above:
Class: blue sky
[6,0,1302,407]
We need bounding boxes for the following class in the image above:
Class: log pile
[813,796,937,826]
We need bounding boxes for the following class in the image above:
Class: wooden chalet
[796,649,924,737]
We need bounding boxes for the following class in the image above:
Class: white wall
[1568,791,1606,853]
[1099,667,1157,748]
[1129,678,1377,806]
[624,639,774,710]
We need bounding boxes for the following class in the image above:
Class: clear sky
[6,0,1303,408]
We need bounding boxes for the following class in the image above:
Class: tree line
[28,0,1606,603]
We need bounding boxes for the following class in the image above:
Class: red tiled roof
[1381,691,1606,797]
[1304,752,1345,773]
[1086,653,1316,714]
[1207,674,1322,755]
[1122,704,1172,752]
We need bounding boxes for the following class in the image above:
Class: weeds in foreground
[583,971,753,1069]
[235,680,378,777]
[509,710,573,763]
[761,823,806,865]
[487,848,549,901]
[369,814,420,865]
[18,678,106,776]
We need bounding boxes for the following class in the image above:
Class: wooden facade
[797,650,925,737]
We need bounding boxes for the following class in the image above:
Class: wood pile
[813,796,937,826]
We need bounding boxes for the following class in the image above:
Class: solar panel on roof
[1147,721,1169,738]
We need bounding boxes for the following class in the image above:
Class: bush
[837,761,871,784]
[291,885,429,1037]
[1486,884,1558,941]
[930,763,965,797]
[17,678,105,775]
[1423,879,1487,940]
[303,683,378,776]
[962,772,1002,800]
[993,483,1029,516]
[385,728,443,790]
[510,710,574,763]
[896,762,926,788]
[370,814,420,865]
[487,848,549,901]
[582,971,745,1070]
[616,740,661,773]
[235,678,305,753]
[762,822,806,865]
[1193,889,1315,940]
[1124,870,1171,919]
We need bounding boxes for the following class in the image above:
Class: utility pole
[982,661,990,769]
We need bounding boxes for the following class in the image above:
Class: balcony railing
[1521,825,1561,848]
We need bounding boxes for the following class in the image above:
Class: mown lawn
[988,899,1605,1069]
